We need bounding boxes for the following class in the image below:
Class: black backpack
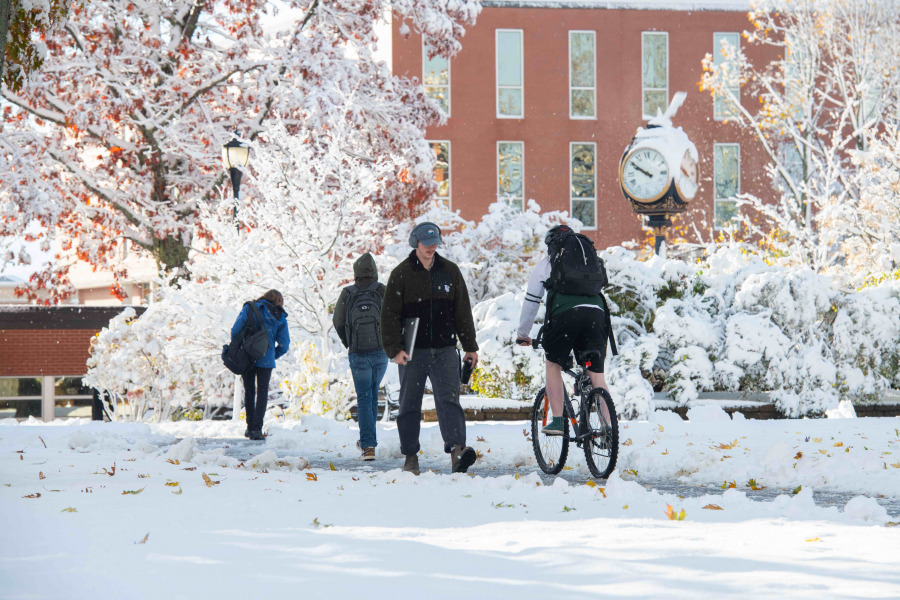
[546,231,608,295]
[222,302,270,375]
[344,282,383,354]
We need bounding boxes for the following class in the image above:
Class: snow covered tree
[700,0,900,281]
[0,0,480,303]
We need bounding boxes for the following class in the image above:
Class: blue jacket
[231,300,290,368]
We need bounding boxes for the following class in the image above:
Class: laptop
[402,317,420,360]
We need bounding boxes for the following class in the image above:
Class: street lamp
[222,135,250,225]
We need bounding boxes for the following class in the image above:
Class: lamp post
[222,135,250,423]
[222,136,250,226]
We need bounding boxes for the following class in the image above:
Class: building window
[642,32,668,119]
[54,376,93,418]
[498,141,524,210]
[423,39,450,116]
[571,142,596,228]
[0,377,42,419]
[496,30,524,118]
[713,32,740,120]
[714,143,740,229]
[430,141,451,208]
[570,31,596,119]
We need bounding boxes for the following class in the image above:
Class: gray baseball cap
[410,222,442,247]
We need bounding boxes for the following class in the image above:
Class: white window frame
[569,30,596,120]
[422,38,451,117]
[713,142,741,230]
[497,140,525,210]
[429,140,451,209]
[496,29,524,119]
[570,142,597,230]
[641,31,669,120]
[713,32,740,121]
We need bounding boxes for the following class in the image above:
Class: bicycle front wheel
[583,388,618,478]
[531,388,569,475]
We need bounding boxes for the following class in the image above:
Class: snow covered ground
[3,408,899,599]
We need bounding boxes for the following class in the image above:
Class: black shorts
[543,306,608,373]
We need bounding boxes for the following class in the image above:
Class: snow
[3,414,899,598]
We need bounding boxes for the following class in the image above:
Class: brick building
[0,306,143,421]
[392,0,775,249]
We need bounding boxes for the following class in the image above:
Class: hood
[353,252,378,282]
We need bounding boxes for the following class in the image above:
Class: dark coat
[381,250,478,359]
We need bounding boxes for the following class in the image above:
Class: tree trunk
[154,234,190,274]
[0,0,12,85]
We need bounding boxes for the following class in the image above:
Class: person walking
[333,253,389,461]
[231,289,290,441]
[381,222,479,475]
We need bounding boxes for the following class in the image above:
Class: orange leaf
[703,504,724,510]
[201,473,219,487]
[306,473,318,481]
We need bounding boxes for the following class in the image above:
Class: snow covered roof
[483,0,751,10]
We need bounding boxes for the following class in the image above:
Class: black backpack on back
[345,282,384,354]
[546,231,609,296]
[222,302,270,375]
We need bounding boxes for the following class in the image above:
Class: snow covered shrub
[281,341,354,420]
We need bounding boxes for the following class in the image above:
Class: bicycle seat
[574,349,601,367]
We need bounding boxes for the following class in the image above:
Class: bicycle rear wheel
[583,388,618,478]
[531,388,569,475]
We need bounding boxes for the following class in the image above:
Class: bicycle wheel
[582,388,618,478]
[531,387,569,475]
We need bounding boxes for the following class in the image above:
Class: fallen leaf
[805,537,821,542]
[201,473,219,487]
[585,480,597,488]
[306,473,318,481]
[792,485,803,495]
[39,472,45,480]
[713,440,738,450]
[165,481,179,487]
[38,437,46,448]
[477,436,486,442]
[622,438,633,446]
[23,493,41,498]
[702,504,724,510]
[135,533,149,544]
[329,462,336,471]
[833,442,843,447]
[138,474,150,478]
[182,467,196,471]
[794,452,803,460]
[658,425,664,432]
[721,480,737,489]
[562,506,576,512]
[665,504,686,520]
[818,449,828,455]
[61,507,77,513]
[122,488,145,495]
[167,459,180,465]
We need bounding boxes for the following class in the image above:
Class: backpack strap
[248,301,265,331]
[601,293,618,356]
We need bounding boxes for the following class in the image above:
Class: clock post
[618,92,698,256]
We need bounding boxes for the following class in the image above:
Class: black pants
[242,367,273,432]
[397,346,465,455]
[543,307,608,373]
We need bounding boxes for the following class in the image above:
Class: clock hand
[634,165,653,178]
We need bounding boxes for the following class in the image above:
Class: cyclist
[515,225,612,435]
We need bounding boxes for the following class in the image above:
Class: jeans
[349,350,389,449]
[397,346,465,455]
[242,367,273,432]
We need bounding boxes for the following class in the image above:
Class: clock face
[621,147,670,203]
[674,150,699,201]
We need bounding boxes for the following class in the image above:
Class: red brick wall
[0,329,96,376]
[393,6,779,248]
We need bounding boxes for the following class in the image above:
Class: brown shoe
[451,445,476,473]
[402,454,420,475]
[360,447,375,461]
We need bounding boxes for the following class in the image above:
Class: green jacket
[332,253,385,349]
[381,250,478,358]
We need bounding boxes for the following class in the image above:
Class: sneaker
[542,417,565,436]
[402,454,420,475]
[450,445,477,473]
[360,447,375,461]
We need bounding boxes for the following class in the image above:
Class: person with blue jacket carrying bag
[231,289,290,440]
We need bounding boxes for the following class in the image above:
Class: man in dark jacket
[381,222,479,475]
[332,253,388,461]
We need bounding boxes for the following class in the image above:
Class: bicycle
[529,338,619,478]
